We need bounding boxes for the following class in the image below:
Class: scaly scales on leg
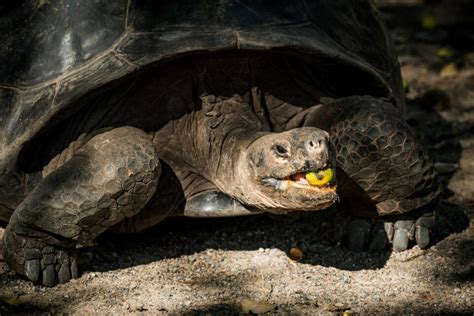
[3,127,160,286]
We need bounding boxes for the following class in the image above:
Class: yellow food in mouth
[305,168,334,186]
[283,168,335,191]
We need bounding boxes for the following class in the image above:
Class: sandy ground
[1,2,473,315]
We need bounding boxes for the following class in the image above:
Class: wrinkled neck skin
[158,94,269,207]
[209,125,267,205]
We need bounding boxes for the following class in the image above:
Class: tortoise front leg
[303,96,440,251]
[2,126,160,286]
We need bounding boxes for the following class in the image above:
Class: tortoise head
[241,127,338,214]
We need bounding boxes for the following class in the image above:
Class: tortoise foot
[2,226,90,286]
[328,208,435,252]
[2,126,159,286]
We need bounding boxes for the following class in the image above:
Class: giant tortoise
[0,0,440,286]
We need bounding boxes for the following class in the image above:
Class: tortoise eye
[274,144,289,157]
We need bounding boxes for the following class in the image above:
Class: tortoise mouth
[262,167,337,193]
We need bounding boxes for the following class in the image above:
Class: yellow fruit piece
[305,168,334,187]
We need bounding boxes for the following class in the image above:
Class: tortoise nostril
[307,139,324,150]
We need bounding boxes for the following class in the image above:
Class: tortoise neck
[154,95,269,201]
[209,128,267,201]
[195,96,268,190]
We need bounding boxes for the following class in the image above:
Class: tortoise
[0,0,440,286]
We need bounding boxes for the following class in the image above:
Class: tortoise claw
[71,256,79,279]
[58,260,71,284]
[415,226,430,249]
[347,219,371,251]
[25,259,41,282]
[42,264,56,287]
[414,212,435,249]
[368,222,388,251]
[393,220,415,252]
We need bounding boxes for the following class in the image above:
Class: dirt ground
[1,2,473,315]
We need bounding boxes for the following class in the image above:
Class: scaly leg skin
[304,96,440,251]
[2,127,160,286]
